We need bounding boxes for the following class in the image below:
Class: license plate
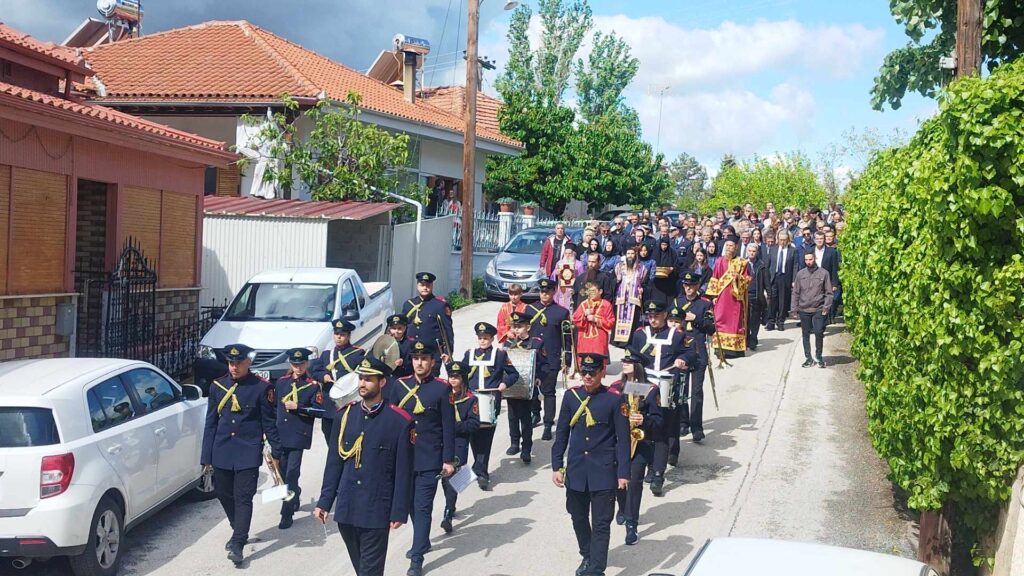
[255,370,271,380]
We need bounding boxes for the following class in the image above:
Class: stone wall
[155,288,200,329]
[0,295,72,361]
[988,466,1024,576]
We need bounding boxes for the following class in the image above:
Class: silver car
[483,227,582,300]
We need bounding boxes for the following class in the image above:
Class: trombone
[560,320,578,389]
[263,439,295,502]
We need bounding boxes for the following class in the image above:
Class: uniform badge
[472,403,479,415]
[267,388,275,404]
[619,403,629,417]
[409,429,417,445]
[315,391,323,404]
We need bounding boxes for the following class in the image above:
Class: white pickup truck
[194,268,393,393]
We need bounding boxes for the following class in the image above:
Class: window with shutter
[120,186,161,268]
[159,192,197,287]
[216,165,240,197]
[9,167,67,294]
[0,165,9,292]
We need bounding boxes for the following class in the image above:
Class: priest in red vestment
[572,281,615,360]
[705,239,751,358]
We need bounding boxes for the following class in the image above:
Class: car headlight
[306,346,320,358]
[486,260,496,276]
[197,345,217,360]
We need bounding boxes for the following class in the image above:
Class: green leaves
[847,56,1024,554]
[701,152,828,213]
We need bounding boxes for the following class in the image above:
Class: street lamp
[460,0,517,297]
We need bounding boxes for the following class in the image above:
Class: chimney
[392,34,431,105]
[402,51,417,104]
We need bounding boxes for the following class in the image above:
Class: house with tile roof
[0,22,235,363]
[78,20,521,214]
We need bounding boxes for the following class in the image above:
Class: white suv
[0,358,212,575]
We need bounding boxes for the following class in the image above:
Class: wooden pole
[955,0,982,79]
[460,0,479,298]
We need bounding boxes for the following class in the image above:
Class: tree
[575,31,639,121]
[665,152,708,210]
[871,0,1024,110]
[238,93,422,202]
[703,152,827,213]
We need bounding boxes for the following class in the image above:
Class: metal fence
[152,305,222,379]
[435,204,594,252]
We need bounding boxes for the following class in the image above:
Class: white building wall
[390,215,455,305]
[201,216,329,306]
[419,140,488,207]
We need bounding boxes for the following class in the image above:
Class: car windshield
[0,408,59,447]
[223,283,336,322]
[503,230,552,254]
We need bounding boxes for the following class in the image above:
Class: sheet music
[448,466,477,493]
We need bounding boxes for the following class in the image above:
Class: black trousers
[507,398,534,454]
[339,523,389,576]
[278,448,304,517]
[410,470,440,560]
[442,476,459,513]
[471,425,497,480]
[679,364,706,436]
[768,275,792,327]
[533,369,558,426]
[567,488,615,575]
[616,445,654,525]
[799,311,826,360]
[321,417,333,446]
[747,298,763,347]
[213,467,259,546]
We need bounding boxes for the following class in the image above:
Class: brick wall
[155,288,200,330]
[75,181,107,355]
[0,296,72,361]
[326,213,390,281]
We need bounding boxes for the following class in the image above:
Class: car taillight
[40,453,74,498]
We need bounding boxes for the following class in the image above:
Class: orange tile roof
[0,22,88,72]
[421,86,504,137]
[0,80,234,160]
[83,21,520,148]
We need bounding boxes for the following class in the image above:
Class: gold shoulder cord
[215,382,240,414]
[568,389,596,428]
[336,404,364,469]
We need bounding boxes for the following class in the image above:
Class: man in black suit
[766,230,796,331]
[745,244,770,351]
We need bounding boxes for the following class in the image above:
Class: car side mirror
[181,384,202,401]
[342,308,359,321]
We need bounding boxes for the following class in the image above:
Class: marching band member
[552,353,630,576]
[315,355,413,576]
[671,272,717,444]
[388,340,456,576]
[462,322,519,487]
[503,312,549,468]
[440,361,480,532]
[311,320,365,444]
[402,272,454,375]
[273,348,324,529]
[387,313,415,380]
[524,278,570,439]
[201,344,281,566]
[612,350,663,546]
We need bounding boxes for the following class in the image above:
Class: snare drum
[476,392,499,427]
[329,372,360,409]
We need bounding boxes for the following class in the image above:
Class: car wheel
[188,466,217,501]
[68,496,123,576]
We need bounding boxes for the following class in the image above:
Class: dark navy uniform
[401,272,454,376]
[387,314,415,380]
[311,321,365,444]
[551,354,630,576]
[463,322,520,481]
[672,275,716,444]
[611,351,663,545]
[201,344,281,562]
[439,361,480,533]
[386,341,455,572]
[524,278,570,433]
[632,301,698,494]
[273,348,324,528]
[318,356,413,576]
[503,318,548,465]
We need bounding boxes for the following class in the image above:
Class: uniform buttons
[584,451,589,455]
[585,437,590,441]
[357,480,361,485]
[231,432,235,436]
[231,420,236,424]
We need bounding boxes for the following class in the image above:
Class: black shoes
[477,476,490,491]
[407,558,424,576]
[616,511,625,526]
[224,538,248,551]
[575,558,590,576]
[521,451,532,464]
[643,469,655,484]
[625,523,639,545]
[440,509,453,534]
[765,323,776,331]
[506,443,520,456]
[668,453,679,467]
[817,358,826,368]
[278,514,293,530]
[541,425,553,441]
[650,473,665,496]
[227,543,244,565]
[692,430,705,443]
[801,358,814,368]
[406,544,430,559]
[680,424,691,437]
[531,412,541,427]
[777,322,785,331]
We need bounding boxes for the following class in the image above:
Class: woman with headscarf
[586,237,604,267]
[650,236,681,305]
[600,239,620,273]
[705,240,720,270]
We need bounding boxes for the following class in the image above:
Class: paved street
[7,301,913,576]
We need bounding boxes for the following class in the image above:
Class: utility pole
[955,0,982,78]
[460,0,480,298]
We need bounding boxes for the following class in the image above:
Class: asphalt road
[4,301,913,576]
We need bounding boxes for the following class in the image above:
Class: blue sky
[2,0,934,174]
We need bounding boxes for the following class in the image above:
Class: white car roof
[686,538,930,576]
[0,358,141,397]
[247,268,353,284]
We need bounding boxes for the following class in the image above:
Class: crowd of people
[199,203,845,576]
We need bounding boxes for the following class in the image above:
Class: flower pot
[523,206,535,216]
[499,203,513,213]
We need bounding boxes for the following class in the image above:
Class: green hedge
[844,58,1024,552]
[702,152,827,215]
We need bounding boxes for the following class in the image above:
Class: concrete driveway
[6,301,912,576]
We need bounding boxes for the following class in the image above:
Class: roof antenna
[96,0,144,42]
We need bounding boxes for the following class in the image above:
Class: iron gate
[104,238,157,361]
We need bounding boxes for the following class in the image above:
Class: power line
[428,0,456,88]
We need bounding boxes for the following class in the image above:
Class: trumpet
[628,393,645,459]
[263,440,295,502]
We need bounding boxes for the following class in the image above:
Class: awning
[203,195,400,221]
